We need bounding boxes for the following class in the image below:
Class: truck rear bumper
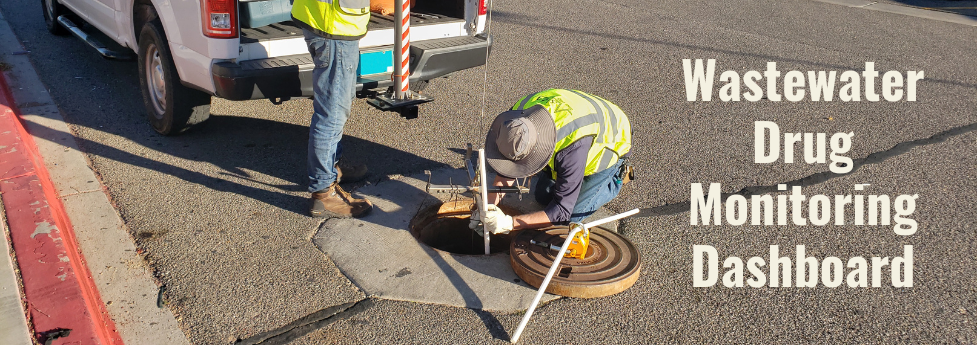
[211,35,490,101]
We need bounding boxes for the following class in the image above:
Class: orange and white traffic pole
[367,0,430,118]
[393,0,410,99]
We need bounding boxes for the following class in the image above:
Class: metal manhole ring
[408,199,519,256]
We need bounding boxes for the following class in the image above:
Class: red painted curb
[0,71,123,345]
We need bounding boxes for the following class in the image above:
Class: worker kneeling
[471,89,634,234]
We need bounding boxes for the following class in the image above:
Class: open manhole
[409,200,515,255]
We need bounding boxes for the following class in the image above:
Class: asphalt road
[1,0,976,343]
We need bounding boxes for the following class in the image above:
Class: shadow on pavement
[25,116,511,338]
[22,114,449,216]
[312,174,512,339]
[418,234,510,341]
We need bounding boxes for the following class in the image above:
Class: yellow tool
[564,222,590,259]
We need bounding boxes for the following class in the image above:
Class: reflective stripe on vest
[512,89,632,177]
[291,0,370,40]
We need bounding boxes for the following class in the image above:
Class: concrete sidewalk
[0,8,189,345]
[0,201,31,345]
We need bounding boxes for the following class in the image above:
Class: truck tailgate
[238,14,467,60]
[212,35,489,100]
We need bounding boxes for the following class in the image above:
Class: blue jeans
[534,158,626,223]
[304,30,360,192]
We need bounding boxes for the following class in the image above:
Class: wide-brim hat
[484,105,557,178]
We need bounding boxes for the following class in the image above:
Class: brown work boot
[335,161,368,184]
[310,183,373,218]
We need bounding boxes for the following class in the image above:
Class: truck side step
[57,16,135,60]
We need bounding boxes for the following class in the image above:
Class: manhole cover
[510,226,641,298]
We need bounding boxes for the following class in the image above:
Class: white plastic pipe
[584,208,639,229]
[478,149,490,255]
[510,225,580,344]
[509,208,641,343]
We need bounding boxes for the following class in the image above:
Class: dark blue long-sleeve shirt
[542,137,593,224]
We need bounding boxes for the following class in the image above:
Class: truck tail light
[202,0,237,38]
[478,0,486,15]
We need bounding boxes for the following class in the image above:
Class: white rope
[478,0,495,127]
[471,0,496,250]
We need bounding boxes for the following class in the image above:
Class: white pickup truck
[41,0,491,134]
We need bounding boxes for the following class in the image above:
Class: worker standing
[291,0,374,218]
[473,89,634,234]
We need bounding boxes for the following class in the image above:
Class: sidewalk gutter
[0,69,114,344]
[0,9,190,345]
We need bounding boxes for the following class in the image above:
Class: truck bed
[240,12,466,44]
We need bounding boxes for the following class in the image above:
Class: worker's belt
[538,157,635,184]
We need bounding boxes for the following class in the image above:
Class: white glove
[484,206,514,235]
[468,205,514,235]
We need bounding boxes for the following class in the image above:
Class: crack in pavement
[233,121,977,341]
[632,121,977,219]
[234,299,375,345]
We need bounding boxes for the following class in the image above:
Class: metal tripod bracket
[366,90,433,119]
[424,144,531,195]
[363,0,433,119]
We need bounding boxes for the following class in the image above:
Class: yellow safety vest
[512,89,632,178]
[291,0,371,40]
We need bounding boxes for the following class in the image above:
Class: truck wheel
[41,0,68,35]
[137,19,211,135]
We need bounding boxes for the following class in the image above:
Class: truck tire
[41,0,68,35]
[137,19,211,135]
